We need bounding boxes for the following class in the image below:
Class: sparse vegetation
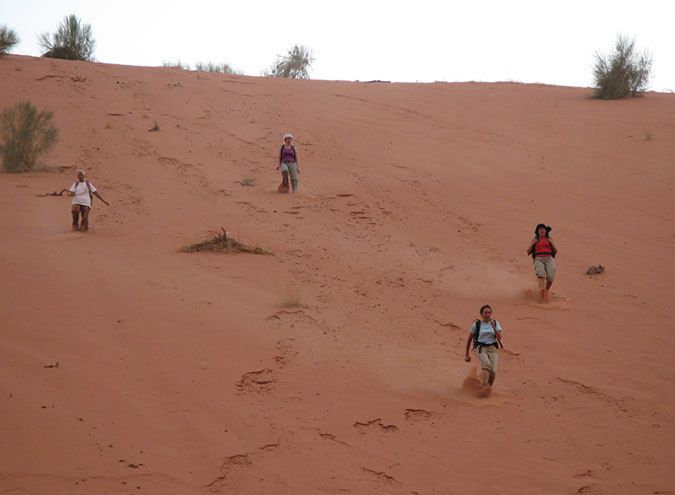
[162,60,191,70]
[264,44,314,79]
[0,25,20,55]
[644,130,653,141]
[238,177,255,186]
[195,61,242,74]
[586,265,605,275]
[280,285,305,307]
[592,35,652,99]
[148,120,160,132]
[38,14,95,61]
[0,101,59,173]
[180,228,270,255]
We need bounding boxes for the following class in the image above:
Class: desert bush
[0,101,59,173]
[592,35,652,99]
[162,60,191,70]
[586,265,605,275]
[280,285,305,307]
[264,44,314,79]
[195,61,242,74]
[180,228,270,255]
[38,14,95,61]
[0,25,20,55]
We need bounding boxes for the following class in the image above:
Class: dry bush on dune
[39,14,95,61]
[586,265,605,275]
[162,60,191,70]
[592,35,652,99]
[180,228,270,255]
[237,177,255,186]
[194,61,242,75]
[264,44,314,79]
[280,285,305,308]
[0,25,20,55]
[0,101,59,173]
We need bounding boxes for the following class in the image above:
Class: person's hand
[297,168,301,175]
[104,200,110,206]
[465,355,471,362]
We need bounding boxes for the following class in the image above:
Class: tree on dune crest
[0,25,20,55]
[264,44,314,79]
[38,14,95,61]
[592,34,652,99]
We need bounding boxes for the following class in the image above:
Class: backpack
[472,319,504,352]
[74,181,94,204]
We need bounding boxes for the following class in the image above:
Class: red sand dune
[1,55,673,494]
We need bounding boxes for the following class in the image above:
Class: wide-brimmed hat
[283,133,293,140]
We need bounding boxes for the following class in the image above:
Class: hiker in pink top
[68,169,108,231]
[526,223,558,302]
[277,133,300,193]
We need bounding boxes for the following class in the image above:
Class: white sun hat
[283,133,293,140]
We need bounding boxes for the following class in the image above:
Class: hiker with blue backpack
[527,223,558,302]
[277,133,300,193]
[465,304,503,397]
[68,169,108,231]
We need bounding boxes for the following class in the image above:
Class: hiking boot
[72,223,80,231]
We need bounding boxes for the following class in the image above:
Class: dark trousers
[72,204,91,231]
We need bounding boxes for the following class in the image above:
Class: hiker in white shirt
[68,169,108,231]
[465,304,503,397]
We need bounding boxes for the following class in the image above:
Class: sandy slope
[0,54,673,495]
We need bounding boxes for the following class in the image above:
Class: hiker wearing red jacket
[527,223,558,302]
[68,169,108,231]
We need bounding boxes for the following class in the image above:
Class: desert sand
[0,54,674,494]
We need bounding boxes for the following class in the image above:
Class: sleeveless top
[280,146,296,163]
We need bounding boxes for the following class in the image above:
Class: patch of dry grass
[279,285,306,308]
[180,228,270,255]
[586,265,605,275]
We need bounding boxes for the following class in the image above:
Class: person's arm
[67,183,76,196]
[93,191,109,206]
[526,237,537,255]
[549,237,558,255]
[278,146,283,169]
[491,320,502,341]
[465,332,474,362]
[293,147,300,174]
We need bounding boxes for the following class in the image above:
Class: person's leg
[288,162,298,192]
[80,206,90,231]
[544,258,556,291]
[534,258,547,301]
[476,347,492,386]
[487,347,499,386]
[72,205,81,230]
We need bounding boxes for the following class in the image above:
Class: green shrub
[0,102,59,173]
[0,25,20,55]
[264,44,314,79]
[195,61,242,74]
[38,14,95,61]
[592,35,652,99]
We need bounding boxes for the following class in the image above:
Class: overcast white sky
[2,0,674,91]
